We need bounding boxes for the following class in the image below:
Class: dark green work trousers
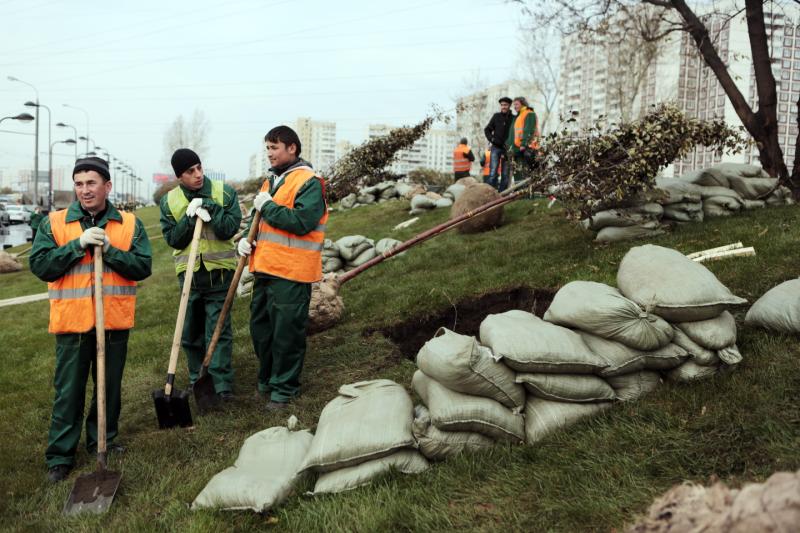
[178,266,235,393]
[250,276,311,403]
[45,329,128,468]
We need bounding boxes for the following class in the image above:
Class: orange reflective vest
[453,144,472,173]
[249,167,328,283]
[482,149,502,176]
[514,107,541,150]
[47,209,138,334]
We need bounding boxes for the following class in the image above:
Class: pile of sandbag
[408,177,478,216]
[338,181,402,210]
[321,235,404,274]
[584,163,795,243]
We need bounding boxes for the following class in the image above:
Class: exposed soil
[367,286,557,360]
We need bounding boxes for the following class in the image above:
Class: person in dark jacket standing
[483,96,514,191]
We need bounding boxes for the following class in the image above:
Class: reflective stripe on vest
[47,209,138,334]
[452,144,472,173]
[249,167,328,283]
[167,180,237,274]
[514,107,541,150]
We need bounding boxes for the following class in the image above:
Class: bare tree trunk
[666,0,786,177]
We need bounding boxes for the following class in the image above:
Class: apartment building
[294,117,337,172]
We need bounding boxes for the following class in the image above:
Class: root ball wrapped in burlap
[449,183,504,234]
[308,274,344,334]
[0,251,23,274]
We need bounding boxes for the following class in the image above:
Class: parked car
[5,205,31,224]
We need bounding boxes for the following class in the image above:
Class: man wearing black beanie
[159,148,241,402]
[30,156,152,483]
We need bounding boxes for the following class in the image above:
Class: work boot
[47,464,72,484]
[218,391,235,402]
[265,400,288,412]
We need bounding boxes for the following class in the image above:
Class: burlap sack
[412,405,493,462]
[726,176,778,200]
[580,332,687,377]
[671,327,720,366]
[607,371,661,402]
[697,185,743,200]
[544,281,673,350]
[617,244,747,322]
[594,223,666,243]
[450,183,503,234]
[412,370,525,443]
[665,360,719,383]
[744,279,800,334]
[336,235,373,262]
[515,373,616,403]
[416,328,525,410]
[311,450,429,495]
[480,310,607,374]
[675,311,737,350]
[655,178,703,204]
[300,379,416,473]
[524,397,612,444]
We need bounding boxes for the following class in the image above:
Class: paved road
[0,224,32,249]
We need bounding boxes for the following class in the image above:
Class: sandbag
[357,193,376,205]
[524,397,612,444]
[543,281,673,350]
[403,184,427,200]
[322,239,341,258]
[717,344,743,365]
[450,183,503,234]
[515,373,616,403]
[594,223,666,243]
[744,279,800,334]
[445,183,467,201]
[580,332,687,376]
[435,197,453,208]
[312,450,429,495]
[480,310,607,374]
[300,379,415,473]
[617,244,747,322]
[703,196,740,217]
[726,176,778,200]
[697,186,742,200]
[665,360,719,383]
[671,327,719,366]
[655,178,703,204]
[675,311,737,350]
[679,168,729,188]
[410,194,437,210]
[742,199,766,209]
[347,246,377,268]
[416,328,524,410]
[663,203,703,222]
[627,468,800,533]
[374,238,403,256]
[336,235,373,262]
[607,371,661,402]
[192,425,313,512]
[322,256,343,273]
[712,162,769,178]
[583,209,654,231]
[411,370,525,443]
[340,193,357,209]
[412,405,493,461]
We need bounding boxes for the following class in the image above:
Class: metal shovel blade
[193,372,219,414]
[63,469,121,516]
[151,388,193,429]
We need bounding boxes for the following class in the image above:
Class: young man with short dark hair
[237,126,327,411]
[484,96,514,190]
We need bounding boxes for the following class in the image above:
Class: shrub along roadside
[0,202,797,531]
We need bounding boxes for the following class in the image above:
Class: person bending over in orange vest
[236,126,327,412]
[30,157,152,483]
[452,137,475,181]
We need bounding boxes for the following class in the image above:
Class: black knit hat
[73,157,111,181]
[171,148,201,177]
[498,96,512,105]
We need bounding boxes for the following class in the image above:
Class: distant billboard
[152,173,173,184]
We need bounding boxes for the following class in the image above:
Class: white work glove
[186,198,203,218]
[195,207,211,222]
[237,238,254,257]
[79,227,106,249]
[254,191,273,211]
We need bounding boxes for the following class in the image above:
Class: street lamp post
[56,122,78,160]
[63,104,89,155]
[78,135,96,155]
[49,138,77,212]
[0,113,35,126]
[25,101,51,206]
[8,76,40,205]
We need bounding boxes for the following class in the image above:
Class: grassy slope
[0,199,798,532]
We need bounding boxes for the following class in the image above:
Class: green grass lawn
[1,199,798,532]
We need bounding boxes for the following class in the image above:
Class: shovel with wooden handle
[193,212,262,413]
[151,218,205,429]
[64,245,122,515]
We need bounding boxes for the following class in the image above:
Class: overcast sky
[1,0,526,196]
